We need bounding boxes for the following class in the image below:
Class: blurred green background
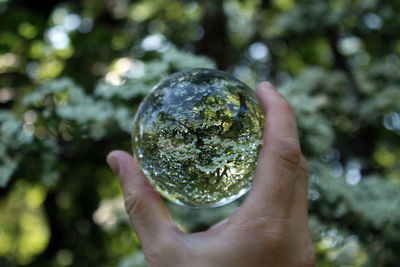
[1,0,400,266]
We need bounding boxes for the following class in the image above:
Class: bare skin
[107,82,316,267]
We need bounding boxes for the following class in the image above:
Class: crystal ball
[132,69,265,207]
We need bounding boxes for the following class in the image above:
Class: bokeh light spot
[363,13,383,30]
[63,14,81,32]
[141,34,165,51]
[46,26,70,49]
[338,36,362,56]
[18,22,38,39]
[56,249,74,266]
[383,112,400,131]
[248,42,269,61]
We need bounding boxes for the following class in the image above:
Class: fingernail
[260,81,276,91]
[107,154,120,176]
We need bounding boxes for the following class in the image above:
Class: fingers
[236,82,304,220]
[107,150,175,247]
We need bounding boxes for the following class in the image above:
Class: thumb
[107,150,174,247]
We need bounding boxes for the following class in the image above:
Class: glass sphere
[132,69,264,207]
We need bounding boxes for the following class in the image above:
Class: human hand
[107,82,315,267]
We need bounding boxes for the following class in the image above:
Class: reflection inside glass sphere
[132,68,265,207]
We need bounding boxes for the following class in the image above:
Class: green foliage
[1,0,399,266]
[0,112,30,186]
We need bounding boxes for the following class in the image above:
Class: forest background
[1,0,400,266]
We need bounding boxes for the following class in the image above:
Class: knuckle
[299,156,310,178]
[263,217,289,236]
[274,137,302,170]
[243,217,290,245]
[124,191,141,217]
[260,227,289,255]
